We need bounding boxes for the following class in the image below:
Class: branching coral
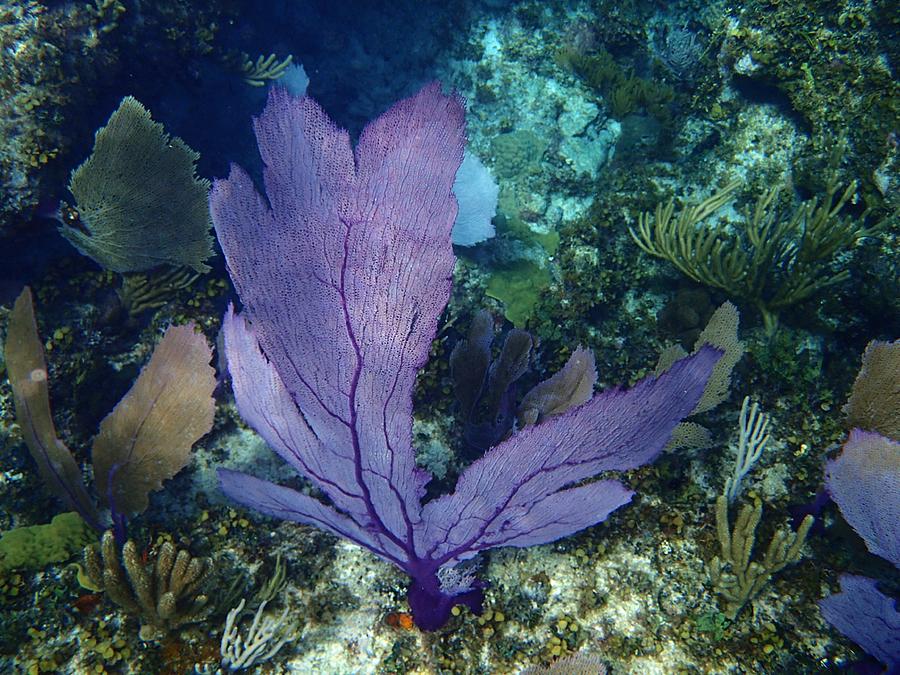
[240,53,293,87]
[630,174,876,333]
[83,531,213,641]
[220,598,295,671]
[117,266,201,316]
[708,394,813,619]
[710,495,814,619]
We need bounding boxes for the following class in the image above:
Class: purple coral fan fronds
[825,429,900,568]
[819,574,900,672]
[211,83,720,630]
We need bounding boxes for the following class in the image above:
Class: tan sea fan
[62,96,214,273]
[93,323,217,515]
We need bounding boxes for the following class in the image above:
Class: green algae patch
[487,260,549,328]
[496,191,560,256]
[498,210,560,256]
[0,512,96,572]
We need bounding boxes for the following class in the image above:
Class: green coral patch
[486,260,550,328]
[490,130,548,179]
[496,207,560,256]
[0,512,96,572]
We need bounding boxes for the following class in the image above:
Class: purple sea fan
[819,574,900,673]
[820,430,900,670]
[825,429,900,568]
[211,83,720,631]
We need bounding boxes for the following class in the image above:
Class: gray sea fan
[63,96,214,273]
[654,25,704,82]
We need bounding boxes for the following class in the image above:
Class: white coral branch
[220,598,294,671]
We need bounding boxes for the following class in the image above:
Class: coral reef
[717,0,900,192]
[0,0,897,672]
[0,2,86,233]
[83,531,213,642]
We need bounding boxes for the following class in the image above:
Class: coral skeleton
[220,598,294,671]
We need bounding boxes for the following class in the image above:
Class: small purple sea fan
[820,429,900,671]
[210,83,720,630]
[825,429,900,568]
[819,574,900,673]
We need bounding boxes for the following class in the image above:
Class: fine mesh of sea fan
[843,340,900,441]
[62,96,214,273]
[655,302,744,452]
[92,323,216,515]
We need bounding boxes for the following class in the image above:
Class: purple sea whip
[210,83,719,630]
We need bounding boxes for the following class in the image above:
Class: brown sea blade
[5,287,99,527]
[517,346,598,427]
[92,323,216,515]
[843,339,900,441]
